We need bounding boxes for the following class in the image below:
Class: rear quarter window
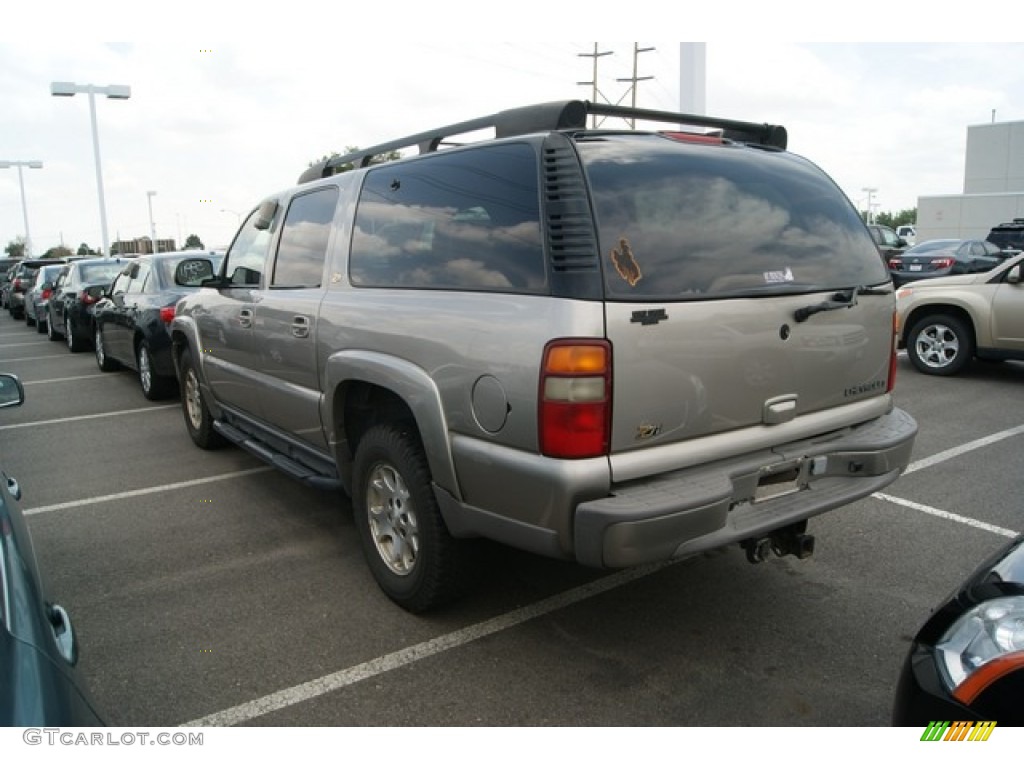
[349,142,546,293]
[579,135,888,300]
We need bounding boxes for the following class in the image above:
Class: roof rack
[297,99,787,184]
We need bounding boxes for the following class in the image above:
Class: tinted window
[271,187,338,288]
[80,263,124,284]
[579,135,889,299]
[350,143,546,293]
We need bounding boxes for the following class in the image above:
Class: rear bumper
[574,407,917,568]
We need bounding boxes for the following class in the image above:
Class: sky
[3,31,1024,256]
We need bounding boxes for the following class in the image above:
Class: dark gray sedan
[888,238,1006,287]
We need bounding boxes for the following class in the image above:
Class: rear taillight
[538,340,611,459]
[41,288,52,300]
[80,290,98,305]
[888,258,902,270]
[12,278,23,290]
[160,306,176,324]
[931,257,954,269]
[887,311,899,393]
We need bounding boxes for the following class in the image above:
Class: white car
[896,225,917,246]
[896,252,1024,375]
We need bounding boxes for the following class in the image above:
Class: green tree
[42,245,73,259]
[4,237,26,259]
[308,146,402,173]
[184,234,205,250]
[77,243,96,256]
[872,208,917,228]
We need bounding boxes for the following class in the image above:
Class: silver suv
[172,100,917,611]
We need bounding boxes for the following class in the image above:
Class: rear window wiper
[793,284,891,323]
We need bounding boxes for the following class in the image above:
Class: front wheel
[352,423,470,613]
[906,314,974,376]
[179,348,224,449]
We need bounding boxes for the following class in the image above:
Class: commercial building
[917,120,1024,242]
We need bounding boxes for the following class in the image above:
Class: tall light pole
[51,81,131,257]
[0,160,42,257]
[147,190,158,254]
[861,187,878,224]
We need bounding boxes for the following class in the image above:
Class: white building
[917,120,1024,242]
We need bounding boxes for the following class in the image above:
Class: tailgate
[606,292,894,453]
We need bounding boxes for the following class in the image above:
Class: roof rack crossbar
[298,100,787,184]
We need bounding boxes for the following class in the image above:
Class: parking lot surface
[2,311,1021,726]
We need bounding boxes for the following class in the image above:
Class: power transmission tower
[577,43,656,128]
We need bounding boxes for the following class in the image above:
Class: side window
[349,142,546,293]
[130,262,152,292]
[271,186,339,288]
[224,210,273,287]
[111,268,133,296]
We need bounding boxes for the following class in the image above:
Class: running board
[213,420,343,492]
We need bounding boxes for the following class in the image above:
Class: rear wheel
[66,316,85,352]
[180,348,224,449]
[138,341,175,400]
[906,314,974,376]
[352,423,470,613]
[94,325,119,372]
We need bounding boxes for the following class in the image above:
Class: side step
[213,420,343,492]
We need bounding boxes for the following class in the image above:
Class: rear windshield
[578,135,888,300]
[80,263,124,284]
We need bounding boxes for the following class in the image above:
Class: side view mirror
[0,373,25,409]
[1007,265,1022,285]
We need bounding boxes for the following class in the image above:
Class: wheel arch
[901,302,978,348]
[324,351,461,503]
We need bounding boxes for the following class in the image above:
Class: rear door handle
[238,308,253,328]
[292,315,311,338]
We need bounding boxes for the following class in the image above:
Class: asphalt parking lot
[1,309,1022,727]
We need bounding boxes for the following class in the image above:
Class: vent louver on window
[542,141,599,276]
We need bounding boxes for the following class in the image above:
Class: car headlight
[936,596,1024,705]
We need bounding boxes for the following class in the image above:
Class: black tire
[25,312,35,327]
[352,423,470,613]
[137,340,176,400]
[35,315,47,333]
[179,348,225,449]
[94,325,119,372]
[46,313,62,341]
[66,316,86,352]
[906,314,974,376]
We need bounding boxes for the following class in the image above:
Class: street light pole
[861,187,878,224]
[0,160,43,257]
[51,81,131,257]
[147,190,158,254]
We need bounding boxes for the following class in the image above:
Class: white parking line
[0,404,177,431]
[180,560,673,727]
[0,341,54,348]
[901,424,1024,476]
[0,355,79,363]
[23,374,112,385]
[22,467,275,516]
[180,422,1024,726]
[873,493,1018,538]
